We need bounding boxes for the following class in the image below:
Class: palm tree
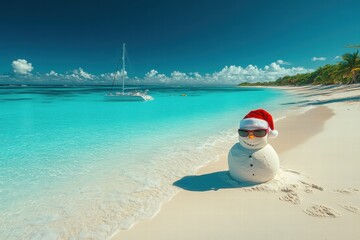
[340,50,360,84]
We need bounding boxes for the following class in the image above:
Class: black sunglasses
[238,129,268,138]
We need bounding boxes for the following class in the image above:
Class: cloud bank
[143,62,311,84]
[3,59,313,85]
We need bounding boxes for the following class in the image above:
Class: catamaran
[105,43,153,101]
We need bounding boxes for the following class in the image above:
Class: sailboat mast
[122,43,126,94]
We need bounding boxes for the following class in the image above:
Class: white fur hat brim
[239,118,268,129]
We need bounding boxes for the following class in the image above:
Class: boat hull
[105,92,153,101]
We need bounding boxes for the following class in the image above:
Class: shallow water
[0,85,295,239]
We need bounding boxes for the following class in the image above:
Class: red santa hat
[240,109,278,138]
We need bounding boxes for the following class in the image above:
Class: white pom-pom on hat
[240,109,278,138]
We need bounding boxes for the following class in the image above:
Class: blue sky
[0,0,359,84]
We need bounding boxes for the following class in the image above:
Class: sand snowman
[228,109,280,183]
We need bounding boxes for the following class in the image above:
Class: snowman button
[249,155,252,158]
[250,164,253,167]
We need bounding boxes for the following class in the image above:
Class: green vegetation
[341,51,360,84]
[239,50,360,86]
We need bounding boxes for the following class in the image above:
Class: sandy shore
[113,84,360,240]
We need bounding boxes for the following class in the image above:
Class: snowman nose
[248,133,255,139]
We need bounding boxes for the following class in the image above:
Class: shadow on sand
[173,171,258,192]
[304,96,360,105]
[282,96,360,107]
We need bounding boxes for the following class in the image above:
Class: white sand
[113,84,360,240]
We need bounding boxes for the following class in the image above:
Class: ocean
[0,85,295,239]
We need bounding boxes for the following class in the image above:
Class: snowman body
[228,142,279,183]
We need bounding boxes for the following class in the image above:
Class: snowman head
[238,109,278,150]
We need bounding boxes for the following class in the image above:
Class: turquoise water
[0,85,293,239]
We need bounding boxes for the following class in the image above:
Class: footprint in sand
[341,205,360,214]
[279,191,301,205]
[300,181,324,193]
[304,204,341,218]
[333,188,359,194]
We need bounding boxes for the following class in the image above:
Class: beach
[113,84,360,240]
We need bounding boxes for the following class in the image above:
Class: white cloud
[269,62,282,71]
[12,59,34,74]
[72,68,95,79]
[333,56,341,61]
[144,69,169,83]
[276,60,290,65]
[191,72,202,79]
[46,70,59,77]
[171,71,187,79]
[100,70,127,81]
[311,57,326,61]
[145,69,159,78]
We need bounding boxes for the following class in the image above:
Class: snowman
[228,109,280,183]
